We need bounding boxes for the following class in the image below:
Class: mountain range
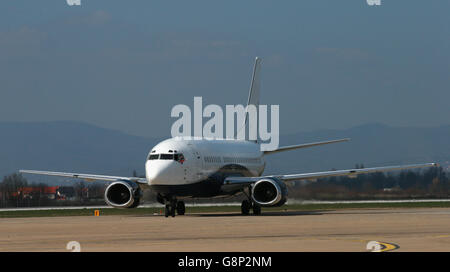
[0,121,448,184]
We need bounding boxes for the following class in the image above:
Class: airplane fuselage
[146,137,265,198]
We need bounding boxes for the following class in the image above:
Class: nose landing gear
[165,202,175,217]
[176,201,185,215]
[163,196,185,217]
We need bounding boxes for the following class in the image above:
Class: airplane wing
[19,170,148,184]
[263,138,350,155]
[275,163,438,181]
[224,163,438,185]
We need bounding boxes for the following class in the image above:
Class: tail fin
[246,57,262,112]
[238,57,262,141]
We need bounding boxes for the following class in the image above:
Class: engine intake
[105,181,142,208]
[251,178,287,207]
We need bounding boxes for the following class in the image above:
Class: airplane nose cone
[146,167,158,182]
[146,164,166,184]
[146,160,186,185]
[146,161,182,185]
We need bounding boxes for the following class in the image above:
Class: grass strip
[1,201,450,218]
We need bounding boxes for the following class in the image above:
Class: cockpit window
[160,154,174,160]
[149,153,184,163]
[174,153,185,164]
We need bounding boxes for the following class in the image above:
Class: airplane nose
[146,157,186,185]
[146,161,177,185]
[147,165,164,184]
[146,167,158,182]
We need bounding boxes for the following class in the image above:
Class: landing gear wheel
[253,204,261,215]
[164,204,170,218]
[170,199,176,217]
[176,201,185,215]
[164,197,177,218]
[241,200,251,215]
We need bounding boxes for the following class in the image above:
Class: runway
[1,207,450,252]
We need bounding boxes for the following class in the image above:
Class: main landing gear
[241,200,261,215]
[163,196,185,217]
[241,188,262,216]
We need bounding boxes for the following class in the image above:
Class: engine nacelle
[104,181,142,208]
[251,178,288,207]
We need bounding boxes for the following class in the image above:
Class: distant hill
[0,121,448,184]
[265,123,450,175]
[0,121,161,184]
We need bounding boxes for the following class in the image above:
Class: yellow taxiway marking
[377,241,400,252]
[311,236,400,252]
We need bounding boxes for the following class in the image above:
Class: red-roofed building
[12,186,59,200]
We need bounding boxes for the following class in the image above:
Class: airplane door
[185,144,203,182]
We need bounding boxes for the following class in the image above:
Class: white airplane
[20,58,437,217]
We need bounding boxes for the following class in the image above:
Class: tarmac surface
[1,207,450,252]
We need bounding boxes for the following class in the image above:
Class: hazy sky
[0,1,449,138]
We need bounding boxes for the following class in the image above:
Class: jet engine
[251,178,287,207]
[104,181,142,208]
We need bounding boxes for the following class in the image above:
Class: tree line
[0,166,448,207]
[290,165,449,200]
[0,173,105,208]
